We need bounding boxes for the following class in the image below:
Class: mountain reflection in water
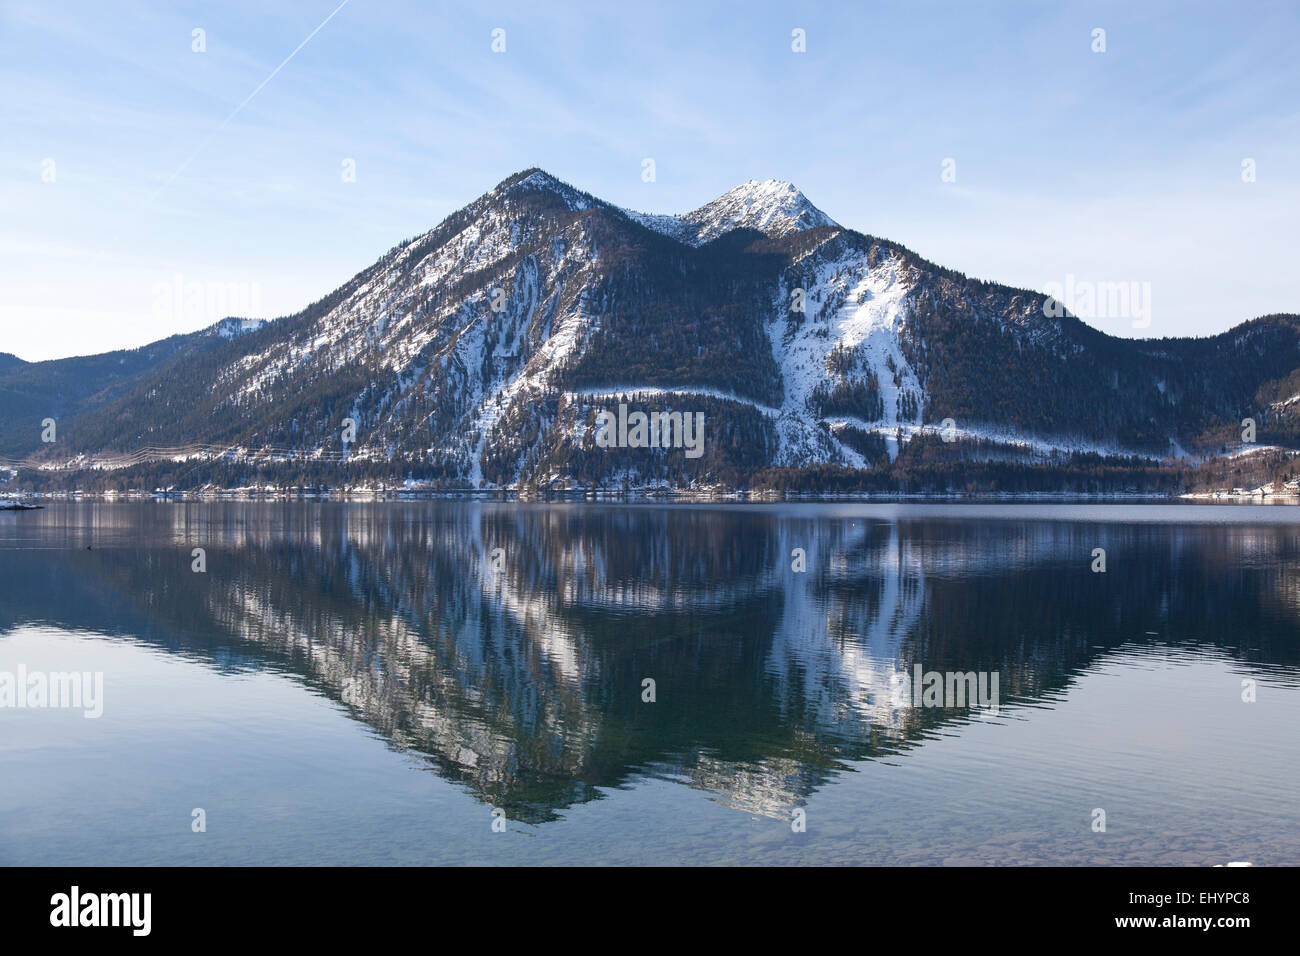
[2,502,1298,831]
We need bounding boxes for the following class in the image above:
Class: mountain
[0,317,267,458]
[622,178,838,245]
[3,167,1298,493]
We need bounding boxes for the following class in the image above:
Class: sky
[2,0,1298,361]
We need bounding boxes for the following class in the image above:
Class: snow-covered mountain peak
[620,178,837,246]
[498,168,594,211]
[683,179,837,243]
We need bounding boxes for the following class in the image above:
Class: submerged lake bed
[1,502,1297,866]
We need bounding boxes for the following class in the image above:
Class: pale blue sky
[2,0,1297,360]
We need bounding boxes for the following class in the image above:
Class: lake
[1,501,1297,865]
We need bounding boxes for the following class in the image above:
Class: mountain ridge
[3,167,1298,494]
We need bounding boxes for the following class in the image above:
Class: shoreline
[3,489,1297,505]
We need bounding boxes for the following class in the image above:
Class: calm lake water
[1,501,1298,866]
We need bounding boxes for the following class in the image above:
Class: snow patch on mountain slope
[210,317,267,339]
[831,419,1164,461]
[415,203,528,298]
[564,386,781,417]
[229,203,530,401]
[834,263,922,459]
[768,251,919,465]
[452,250,600,487]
